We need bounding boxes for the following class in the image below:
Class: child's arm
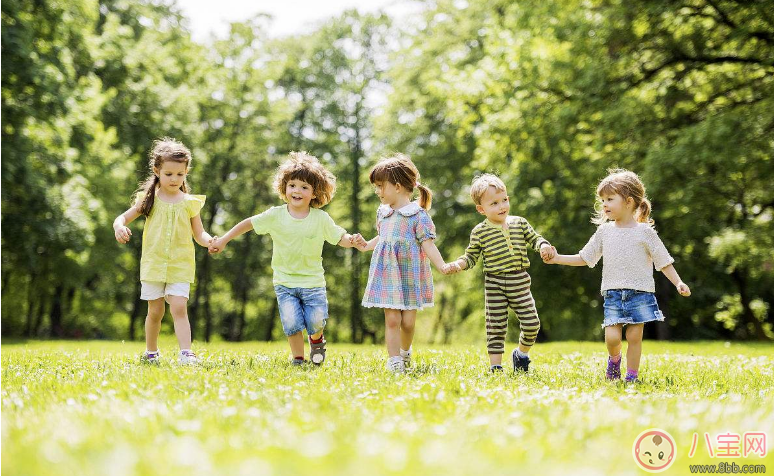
[660,264,691,296]
[420,239,447,272]
[546,253,587,266]
[209,216,254,254]
[443,257,467,274]
[357,236,379,252]
[643,227,690,296]
[190,215,215,247]
[113,206,142,244]
[337,233,364,249]
[444,228,481,274]
[521,218,551,252]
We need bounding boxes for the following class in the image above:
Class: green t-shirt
[251,205,346,288]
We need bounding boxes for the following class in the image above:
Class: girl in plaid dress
[358,154,449,373]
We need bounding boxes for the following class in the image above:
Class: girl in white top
[545,169,691,383]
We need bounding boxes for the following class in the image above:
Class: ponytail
[416,182,432,210]
[136,174,159,216]
[637,198,654,226]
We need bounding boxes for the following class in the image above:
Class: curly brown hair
[273,152,337,208]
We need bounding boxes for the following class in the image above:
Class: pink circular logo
[632,428,677,473]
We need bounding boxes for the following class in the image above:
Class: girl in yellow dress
[113,138,215,365]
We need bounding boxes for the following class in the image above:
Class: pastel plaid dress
[362,202,436,310]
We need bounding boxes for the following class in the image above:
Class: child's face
[599,193,634,221]
[154,161,188,194]
[285,179,316,209]
[476,186,510,223]
[373,181,403,206]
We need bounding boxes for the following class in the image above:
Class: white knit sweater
[579,222,674,293]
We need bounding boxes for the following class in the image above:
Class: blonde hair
[135,137,192,216]
[273,151,336,208]
[470,173,507,205]
[592,168,653,226]
[369,153,432,210]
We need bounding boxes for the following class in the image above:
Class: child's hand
[442,261,461,275]
[209,236,224,254]
[676,282,691,296]
[114,225,132,244]
[541,245,557,263]
[351,233,367,250]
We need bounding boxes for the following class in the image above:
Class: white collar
[378,201,423,218]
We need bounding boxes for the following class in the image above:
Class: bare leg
[384,309,402,357]
[488,353,503,366]
[166,295,192,350]
[144,298,165,351]
[399,310,417,351]
[625,324,644,371]
[287,331,305,359]
[310,330,323,340]
[605,324,623,358]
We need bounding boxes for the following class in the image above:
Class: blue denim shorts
[602,289,665,328]
[274,285,329,336]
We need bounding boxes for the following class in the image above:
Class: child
[113,137,214,365]
[545,169,691,383]
[357,153,448,373]
[208,152,364,366]
[445,174,555,373]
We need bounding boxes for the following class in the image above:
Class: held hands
[540,244,557,263]
[114,225,132,244]
[676,282,691,297]
[442,261,462,275]
[350,233,368,250]
[208,236,224,254]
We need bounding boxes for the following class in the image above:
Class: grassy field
[2,339,773,476]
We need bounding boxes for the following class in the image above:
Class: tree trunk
[48,284,65,337]
[128,270,142,341]
[732,270,768,340]
[32,288,49,337]
[430,291,447,344]
[25,275,37,337]
[654,278,672,340]
[229,239,252,342]
[349,123,363,343]
[1,269,11,299]
[264,298,278,341]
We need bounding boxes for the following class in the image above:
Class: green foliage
[2,0,772,342]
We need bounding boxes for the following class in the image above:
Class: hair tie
[415,181,420,188]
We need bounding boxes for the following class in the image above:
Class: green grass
[2,340,773,475]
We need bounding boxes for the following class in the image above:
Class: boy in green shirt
[210,152,366,365]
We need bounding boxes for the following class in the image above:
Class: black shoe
[512,349,531,373]
[490,365,504,373]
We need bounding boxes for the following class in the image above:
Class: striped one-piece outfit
[459,216,549,354]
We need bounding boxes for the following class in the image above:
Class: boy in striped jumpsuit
[445,174,555,372]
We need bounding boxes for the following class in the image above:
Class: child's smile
[285,179,316,210]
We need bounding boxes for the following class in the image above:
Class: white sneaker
[141,350,160,364]
[387,356,405,373]
[400,347,412,368]
[178,350,199,365]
